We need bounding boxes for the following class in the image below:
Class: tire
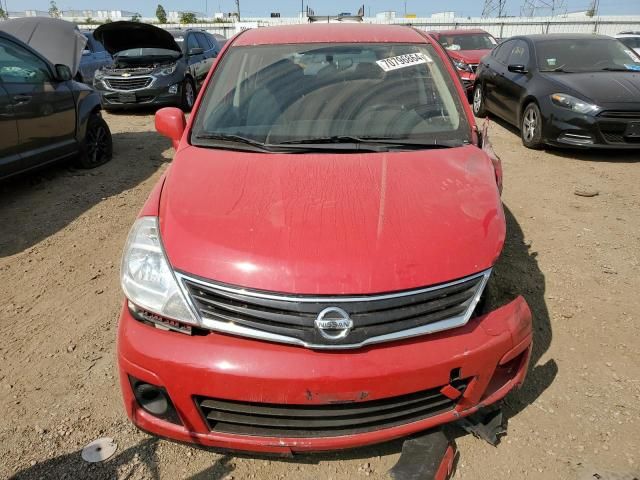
[75,113,113,169]
[181,78,196,112]
[521,102,544,149]
[472,84,487,118]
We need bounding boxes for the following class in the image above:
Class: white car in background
[616,32,640,55]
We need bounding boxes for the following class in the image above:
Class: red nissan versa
[117,24,532,454]
[428,29,498,95]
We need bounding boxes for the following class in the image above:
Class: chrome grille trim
[104,76,154,91]
[176,269,491,350]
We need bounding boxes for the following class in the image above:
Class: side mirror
[82,49,92,56]
[155,107,186,149]
[188,47,204,56]
[508,64,528,74]
[54,64,72,81]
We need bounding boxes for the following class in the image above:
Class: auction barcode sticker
[376,53,432,72]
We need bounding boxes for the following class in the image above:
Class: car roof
[516,33,613,42]
[427,29,490,37]
[232,24,428,46]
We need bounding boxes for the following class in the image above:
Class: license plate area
[625,121,640,138]
[118,92,137,103]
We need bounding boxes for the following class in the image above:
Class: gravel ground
[0,110,639,480]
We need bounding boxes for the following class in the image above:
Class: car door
[486,39,518,121]
[0,80,21,177]
[481,40,514,116]
[0,36,76,173]
[497,40,532,125]
[185,33,206,88]
[195,32,217,81]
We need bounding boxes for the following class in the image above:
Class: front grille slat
[105,76,152,90]
[196,379,468,437]
[181,271,487,348]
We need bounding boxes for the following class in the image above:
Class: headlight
[121,216,198,325]
[453,59,473,73]
[550,93,600,114]
[157,64,178,76]
[94,69,105,79]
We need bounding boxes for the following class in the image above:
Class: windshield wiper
[278,135,465,149]
[194,133,269,148]
[600,67,637,71]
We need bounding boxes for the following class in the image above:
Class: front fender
[76,89,102,142]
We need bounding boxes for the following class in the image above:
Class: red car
[428,29,498,94]
[118,24,532,454]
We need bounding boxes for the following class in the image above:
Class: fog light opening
[168,84,179,94]
[129,377,182,425]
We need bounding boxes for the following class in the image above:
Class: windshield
[439,34,496,51]
[115,48,181,59]
[192,43,471,150]
[537,38,640,72]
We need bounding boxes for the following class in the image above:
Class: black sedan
[472,34,640,149]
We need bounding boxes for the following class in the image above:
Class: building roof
[232,24,428,46]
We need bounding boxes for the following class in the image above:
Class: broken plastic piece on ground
[389,428,457,480]
[81,437,117,463]
[457,407,506,446]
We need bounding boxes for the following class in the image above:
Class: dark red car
[118,24,532,454]
[428,29,498,94]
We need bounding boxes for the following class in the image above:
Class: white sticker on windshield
[376,53,432,72]
[624,49,640,62]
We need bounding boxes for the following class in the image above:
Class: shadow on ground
[0,130,170,258]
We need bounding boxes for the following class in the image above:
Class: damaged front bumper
[117,296,532,454]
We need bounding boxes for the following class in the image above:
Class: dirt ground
[1,110,639,480]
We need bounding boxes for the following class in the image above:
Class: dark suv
[93,22,220,111]
[0,30,112,179]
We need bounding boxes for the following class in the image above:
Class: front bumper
[95,78,182,109]
[117,296,532,454]
[542,99,640,149]
[458,71,476,93]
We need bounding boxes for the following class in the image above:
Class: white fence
[73,15,640,39]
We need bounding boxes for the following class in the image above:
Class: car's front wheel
[181,78,196,111]
[521,102,544,149]
[75,113,113,168]
[472,84,487,118]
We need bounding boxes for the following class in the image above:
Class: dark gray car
[0,26,112,179]
[93,22,220,111]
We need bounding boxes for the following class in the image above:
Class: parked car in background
[211,33,227,49]
[0,22,112,179]
[428,29,498,94]
[117,24,532,454]
[616,31,640,55]
[473,34,640,149]
[76,31,112,84]
[93,22,220,111]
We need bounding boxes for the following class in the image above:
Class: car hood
[0,17,86,75]
[159,146,505,295]
[448,49,491,64]
[544,71,640,104]
[93,21,181,55]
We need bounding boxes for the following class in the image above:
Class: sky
[6,0,640,18]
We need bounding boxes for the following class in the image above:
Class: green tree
[0,7,8,20]
[179,11,197,24]
[104,17,113,23]
[131,12,141,22]
[156,4,167,23]
[48,0,61,18]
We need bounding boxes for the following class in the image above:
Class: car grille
[105,76,153,91]
[597,111,640,144]
[179,270,489,349]
[195,379,469,437]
